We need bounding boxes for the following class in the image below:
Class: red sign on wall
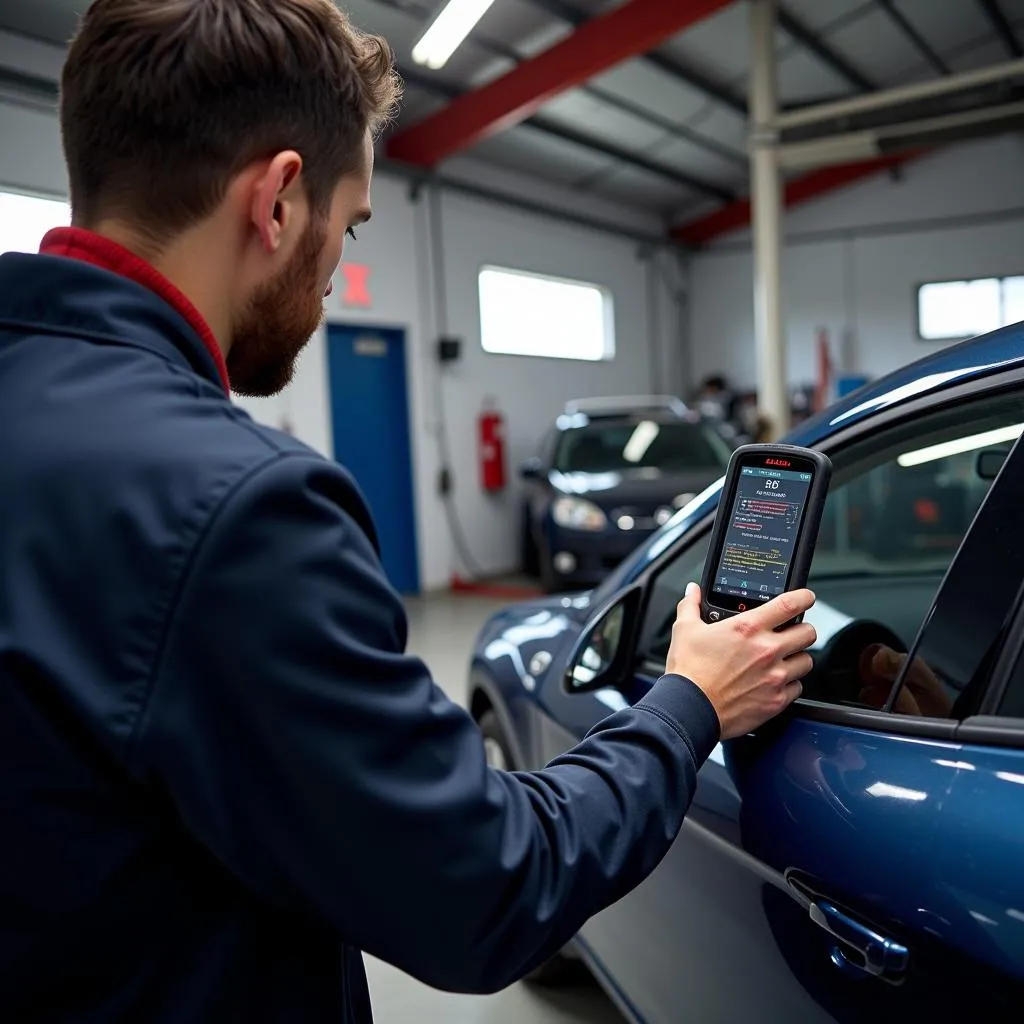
[340,263,372,308]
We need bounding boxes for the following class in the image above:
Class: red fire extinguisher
[479,405,507,493]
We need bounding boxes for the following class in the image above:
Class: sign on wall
[339,263,372,308]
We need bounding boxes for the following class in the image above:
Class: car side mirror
[563,585,644,694]
[520,457,544,481]
[977,448,1010,480]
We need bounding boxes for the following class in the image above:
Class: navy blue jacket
[0,247,720,1022]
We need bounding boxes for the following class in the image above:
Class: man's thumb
[678,581,702,620]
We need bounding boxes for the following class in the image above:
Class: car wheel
[477,708,582,987]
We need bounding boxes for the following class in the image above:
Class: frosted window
[478,265,614,361]
[918,275,1024,341]
[1002,276,1024,327]
[0,191,71,255]
[918,279,1001,341]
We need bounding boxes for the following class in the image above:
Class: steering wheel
[804,619,906,706]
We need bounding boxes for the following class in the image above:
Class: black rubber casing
[699,443,833,624]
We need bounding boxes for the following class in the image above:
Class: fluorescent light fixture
[897,423,1024,467]
[412,0,497,70]
[623,421,659,464]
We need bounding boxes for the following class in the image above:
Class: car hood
[550,467,723,509]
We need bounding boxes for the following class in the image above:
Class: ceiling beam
[370,0,746,167]
[976,0,1023,59]
[398,65,735,202]
[875,0,950,75]
[776,5,876,93]
[386,0,735,167]
[519,0,748,115]
[671,151,922,245]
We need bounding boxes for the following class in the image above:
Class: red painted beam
[388,0,735,167]
[673,150,929,246]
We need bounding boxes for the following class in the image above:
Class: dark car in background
[520,396,732,591]
[470,324,1024,1021]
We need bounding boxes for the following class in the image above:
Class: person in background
[695,373,739,430]
[0,2,816,1021]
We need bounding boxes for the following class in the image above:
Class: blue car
[470,324,1024,1020]
[519,397,733,592]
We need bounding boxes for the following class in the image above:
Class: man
[0,1,816,1021]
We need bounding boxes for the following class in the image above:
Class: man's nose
[325,278,334,297]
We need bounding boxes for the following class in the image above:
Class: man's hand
[667,584,817,739]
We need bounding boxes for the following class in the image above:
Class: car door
[537,380,1024,1022]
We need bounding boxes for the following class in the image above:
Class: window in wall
[917,275,1024,341]
[478,265,614,361]
[0,191,71,255]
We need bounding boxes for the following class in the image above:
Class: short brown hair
[61,0,401,238]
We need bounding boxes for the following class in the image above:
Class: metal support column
[749,0,788,437]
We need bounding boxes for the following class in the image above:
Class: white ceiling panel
[663,2,753,83]
[474,0,572,58]
[824,5,938,86]
[781,0,872,34]
[682,106,749,155]
[389,87,445,126]
[890,0,992,58]
[945,34,1020,75]
[647,136,748,188]
[0,0,82,42]
[583,165,701,211]
[591,60,729,128]
[775,46,858,103]
[540,91,669,151]
[469,123,616,185]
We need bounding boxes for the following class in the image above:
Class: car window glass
[998,634,1024,719]
[554,420,731,474]
[638,531,711,664]
[637,393,1024,716]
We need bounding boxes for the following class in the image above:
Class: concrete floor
[364,591,624,1024]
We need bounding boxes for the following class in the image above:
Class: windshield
[554,419,732,474]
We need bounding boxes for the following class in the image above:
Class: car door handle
[808,900,909,981]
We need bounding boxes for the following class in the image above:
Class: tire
[477,709,581,985]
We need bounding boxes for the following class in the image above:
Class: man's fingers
[781,679,803,709]
[775,622,816,658]
[749,588,816,630]
[780,652,814,685]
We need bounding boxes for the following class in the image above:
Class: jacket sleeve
[131,453,720,993]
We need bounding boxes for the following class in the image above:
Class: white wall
[690,134,1024,390]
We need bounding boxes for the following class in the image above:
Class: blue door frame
[326,324,420,595]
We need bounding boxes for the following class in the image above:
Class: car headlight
[552,496,608,531]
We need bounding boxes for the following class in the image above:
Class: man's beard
[228,219,329,398]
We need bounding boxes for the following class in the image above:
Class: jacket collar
[0,228,231,394]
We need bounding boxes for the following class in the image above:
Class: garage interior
[2,0,1024,1020]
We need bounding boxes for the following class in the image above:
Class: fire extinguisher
[479,404,507,493]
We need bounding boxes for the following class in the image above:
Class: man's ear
[250,151,304,254]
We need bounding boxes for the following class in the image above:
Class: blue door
[326,324,419,595]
